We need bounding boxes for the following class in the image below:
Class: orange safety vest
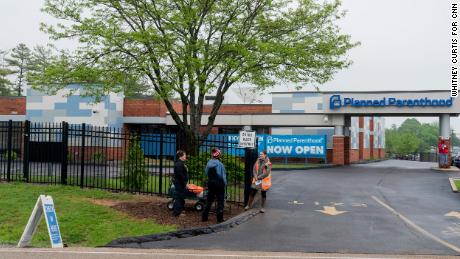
[253,160,272,191]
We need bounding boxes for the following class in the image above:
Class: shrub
[123,137,149,191]
[186,152,244,184]
[92,151,106,163]
[2,151,18,160]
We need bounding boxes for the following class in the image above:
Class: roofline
[271,90,452,94]
[0,96,26,99]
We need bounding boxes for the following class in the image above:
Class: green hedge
[186,152,244,184]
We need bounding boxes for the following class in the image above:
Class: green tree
[5,43,32,96]
[452,131,460,147]
[0,50,13,96]
[393,132,421,155]
[28,45,56,75]
[385,125,399,154]
[123,137,148,192]
[32,0,358,148]
[386,118,460,155]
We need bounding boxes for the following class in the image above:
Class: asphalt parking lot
[123,160,460,256]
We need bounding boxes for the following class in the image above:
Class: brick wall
[370,134,374,159]
[363,148,371,160]
[375,148,385,159]
[380,149,386,159]
[332,136,345,165]
[327,149,333,163]
[202,104,272,114]
[123,99,182,117]
[124,98,272,117]
[0,97,26,115]
[350,149,360,163]
[199,126,219,135]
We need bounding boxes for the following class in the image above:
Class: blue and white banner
[208,134,327,158]
[264,135,327,158]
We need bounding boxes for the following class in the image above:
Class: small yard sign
[18,195,63,248]
[238,130,256,148]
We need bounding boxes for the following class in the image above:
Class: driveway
[118,160,460,255]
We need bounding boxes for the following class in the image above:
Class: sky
[0,0,458,133]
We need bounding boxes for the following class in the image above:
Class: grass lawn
[0,182,176,247]
[271,163,327,169]
[454,179,460,191]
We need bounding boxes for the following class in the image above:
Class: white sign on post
[18,195,63,248]
[238,130,256,148]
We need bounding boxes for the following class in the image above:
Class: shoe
[260,208,265,213]
[244,206,250,211]
[202,218,208,222]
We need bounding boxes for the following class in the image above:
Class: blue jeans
[439,154,448,167]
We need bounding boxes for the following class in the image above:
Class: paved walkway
[353,159,437,169]
[123,160,460,256]
[0,248,458,259]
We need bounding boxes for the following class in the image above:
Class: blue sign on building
[329,94,454,110]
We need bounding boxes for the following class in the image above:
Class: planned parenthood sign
[209,134,327,158]
[265,135,327,158]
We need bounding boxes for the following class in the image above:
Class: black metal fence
[0,120,250,203]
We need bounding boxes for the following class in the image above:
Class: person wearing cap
[202,148,227,223]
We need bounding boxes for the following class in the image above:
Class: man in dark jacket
[202,148,227,223]
[173,150,188,217]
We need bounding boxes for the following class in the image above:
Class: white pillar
[334,125,344,136]
[439,114,451,138]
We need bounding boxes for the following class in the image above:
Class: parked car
[452,152,460,168]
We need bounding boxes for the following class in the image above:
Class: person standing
[439,139,449,168]
[173,150,188,217]
[245,151,272,213]
[202,148,227,223]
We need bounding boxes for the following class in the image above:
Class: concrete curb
[449,177,459,193]
[351,158,388,165]
[104,209,260,248]
[431,166,460,172]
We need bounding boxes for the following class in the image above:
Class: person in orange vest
[245,150,272,213]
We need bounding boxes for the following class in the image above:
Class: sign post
[18,195,63,248]
[239,129,257,206]
[238,130,256,149]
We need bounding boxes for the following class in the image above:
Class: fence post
[22,120,30,182]
[61,122,69,185]
[6,120,13,182]
[80,123,86,188]
[159,131,164,195]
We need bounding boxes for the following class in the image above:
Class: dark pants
[173,187,186,216]
[250,188,267,198]
[202,183,225,222]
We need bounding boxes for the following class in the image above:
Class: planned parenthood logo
[329,95,342,110]
[329,95,453,110]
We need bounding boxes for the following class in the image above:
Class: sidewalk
[0,248,457,259]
